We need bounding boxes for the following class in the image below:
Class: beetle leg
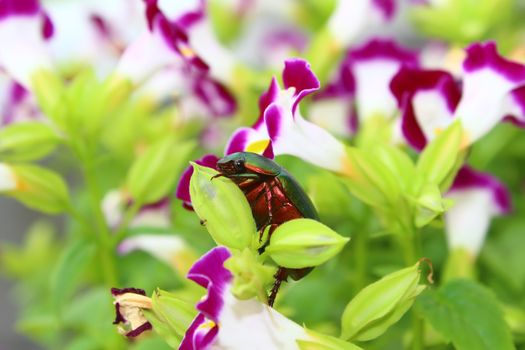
[268,267,287,307]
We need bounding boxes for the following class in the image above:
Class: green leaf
[0,122,60,161]
[50,241,96,311]
[416,121,463,188]
[150,289,196,338]
[7,164,70,214]
[415,279,515,350]
[127,138,194,204]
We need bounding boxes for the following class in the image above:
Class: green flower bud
[342,147,401,209]
[298,329,363,350]
[127,138,194,204]
[411,183,453,228]
[189,164,256,250]
[31,70,66,128]
[0,122,60,161]
[265,219,349,269]
[416,121,464,189]
[149,289,196,339]
[224,248,276,300]
[5,164,70,214]
[341,262,427,341]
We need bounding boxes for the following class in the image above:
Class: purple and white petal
[348,38,418,122]
[0,163,17,191]
[455,41,525,142]
[282,59,320,114]
[176,154,219,208]
[502,86,525,127]
[266,103,348,173]
[1,81,41,125]
[0,0,53,87]
[118,234,196,274]
[181,246,309,350]
[445,166,511,256]
[327,0,396,47]
[187,246,233,322]
[390,67,461,149]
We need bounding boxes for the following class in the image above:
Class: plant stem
[81,153,118,287]
[354,224,369,292]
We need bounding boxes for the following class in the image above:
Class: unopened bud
[189,163,255,250]
[341,261,427,341]
[265,219,349,269]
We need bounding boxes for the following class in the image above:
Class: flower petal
[187,246,232,322]
[282,59,320,113]
[0,163,18,191]
[390,67,461,149]
[456,41,525,142]
[0,0,53,87]
[445,167,511,256]
[348,38,418,121]
[176,154,219,207]
[502,86,525,127]
[450,166,511,214]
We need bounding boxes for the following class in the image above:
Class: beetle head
[217,152,246,175]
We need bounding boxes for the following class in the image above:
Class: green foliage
[6,164,70,214]
[127,137,194,204]
[415,279,515,350]
[0,122,61,161]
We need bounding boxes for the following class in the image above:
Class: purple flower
[391,41,525,149]
[111,287,153,338]
[445,166,511,257]
[225,58,348,173]
[0,0,54,87]
[180,247,310,350]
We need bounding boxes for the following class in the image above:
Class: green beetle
[217,152,319,306]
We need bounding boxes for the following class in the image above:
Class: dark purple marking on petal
[225,128,250,155]
[464,41,525,82]
[263,27,308,54]
[450,166,512,214]
[111,287,147,297]
[126,321,153,338]
[174,0,205,30]
[2,81,27,125]
[347,105,359,134]
[254,77,280,129]
[90,14,112,39]
[265,104,284,141]
[348,38,418,66]
[390,66,461,150]
[192,76,237,117]
[176,154,219,206]
[314,64,355,100]
[180,313,219,350]
[113,302,126,325]
[282,59,320,113]
[0,0,40,18]
[41,12,53,39]
[373,0,396,20]
[187,246,232,322]
[503,85,525,127]
[262,141,274,159]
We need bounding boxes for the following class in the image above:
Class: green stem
[354,223,369,292]
[112,201,142,245]
[81,153,118,287]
